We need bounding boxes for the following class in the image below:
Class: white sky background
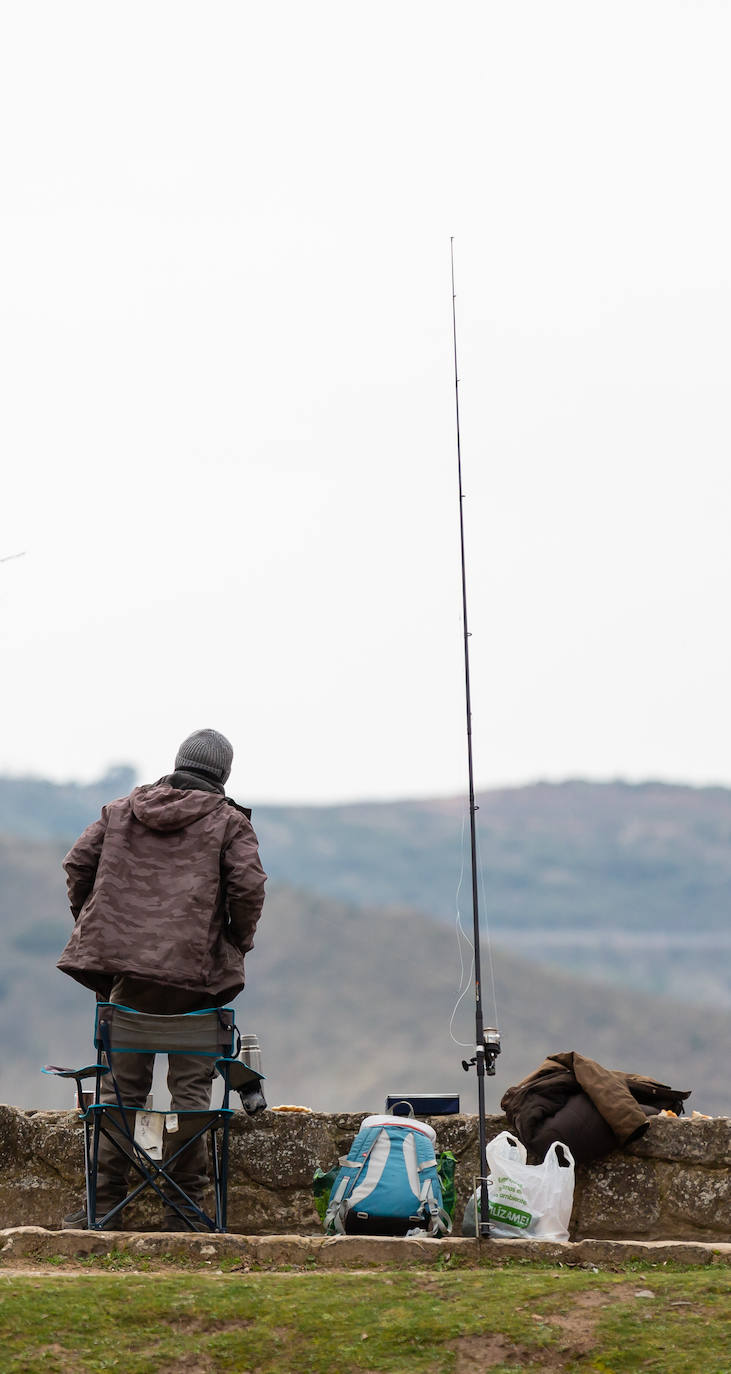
[0,1,729,804]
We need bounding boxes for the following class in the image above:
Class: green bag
[313,1166,338,1224]
[437,1150,457,1220]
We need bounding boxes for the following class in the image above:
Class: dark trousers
[96,978,216,1218]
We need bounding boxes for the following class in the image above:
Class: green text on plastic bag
[489,1201,532,1229]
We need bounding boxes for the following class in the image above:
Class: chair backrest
[94,1003,236,1058]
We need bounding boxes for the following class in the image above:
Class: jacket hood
[130,782,226,832]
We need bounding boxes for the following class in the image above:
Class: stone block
[572,1154,661,1237]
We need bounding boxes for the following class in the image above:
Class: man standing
[58,728,267,1229]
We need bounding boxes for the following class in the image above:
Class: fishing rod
[450,239,501,1239]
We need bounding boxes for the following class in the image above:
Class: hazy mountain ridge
[2,771,729,1007]
[1,872,728,1118]
[256,779,731,931]
[3,771,731,932]
[255,780,731,1007]
[0,767,136,842]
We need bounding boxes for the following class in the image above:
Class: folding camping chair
[43,1002,265,1232]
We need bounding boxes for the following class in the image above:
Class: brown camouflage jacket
[58,780,267,1003]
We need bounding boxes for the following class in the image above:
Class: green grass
[0,1266,729,1372]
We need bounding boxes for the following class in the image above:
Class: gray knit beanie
[175,729,234,785]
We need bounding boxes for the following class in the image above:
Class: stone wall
[1,1105,729,1241]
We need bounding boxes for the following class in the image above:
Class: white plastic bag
[464,1131,575,1241]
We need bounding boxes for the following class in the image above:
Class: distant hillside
[3,771,731,930]
[254,781,731,1007]
[0,767,136,841]
[1,868,728,1118]
[1,771,730,1005]
[254,780,731,932]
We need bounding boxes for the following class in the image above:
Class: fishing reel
[462,1027,501,1078]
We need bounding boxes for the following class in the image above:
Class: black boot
[161,1204,211,1232]
[61,1206,120,1231]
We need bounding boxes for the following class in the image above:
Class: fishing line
[449,809,476,1049]
[449,811,501,1050]
[475,824,500,1031]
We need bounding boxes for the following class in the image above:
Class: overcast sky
[1,2,729,804]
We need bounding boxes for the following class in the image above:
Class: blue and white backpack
[324,1115,452,1237]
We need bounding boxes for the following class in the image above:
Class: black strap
[216,1007,240,1056]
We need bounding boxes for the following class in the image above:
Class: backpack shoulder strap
[324,1126,382,1234]
[411,1128,453,1237]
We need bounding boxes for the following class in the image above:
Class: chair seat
[85,1104,236,1118]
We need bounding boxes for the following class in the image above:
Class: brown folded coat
[501,1051,691,1164]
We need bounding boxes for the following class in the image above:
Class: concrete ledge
[2,1106,730,1241]
[1,1227,730,1271]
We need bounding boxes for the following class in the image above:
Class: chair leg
[212,1128,223,1231]
[220,1118,230,1232]
[158,1125,219,1231]
[207,1121,230,1234]
[88,1112,101,1228]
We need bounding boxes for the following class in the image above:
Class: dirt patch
[453,1332,542,1371]
[547,1285,616,1356]
[452,1286,640,1371]
[21,1347,103,1374]
[0,1265,173,1278]
[153,1364,216,1374]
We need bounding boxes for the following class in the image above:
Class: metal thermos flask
[238,1033,262,1077]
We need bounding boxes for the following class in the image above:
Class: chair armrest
[215,1056,265,1090]
[41,1065,109,1079]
